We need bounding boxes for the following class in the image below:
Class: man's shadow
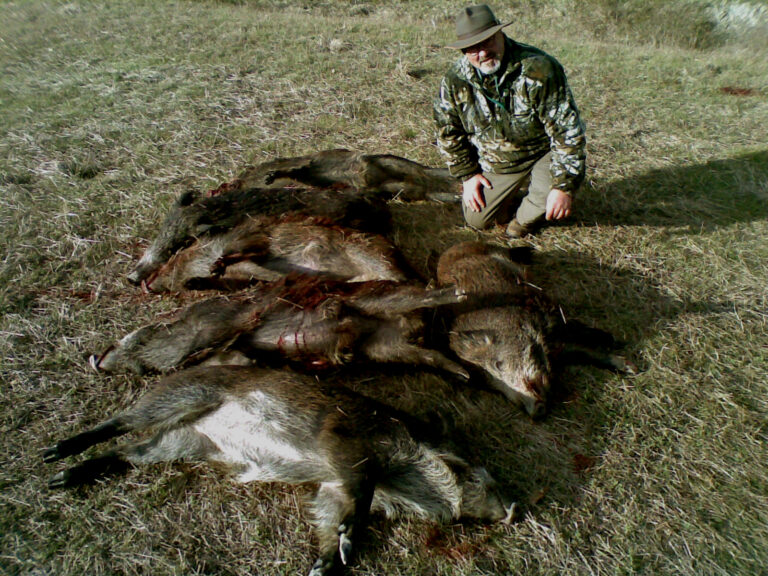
[373,152,767,516]
[577,150,768,229]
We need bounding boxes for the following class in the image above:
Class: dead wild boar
[437,242,637,418]
[237,149,461,202]
[143,213,408,292]
[44,365,515,576]
[127,185,391,287]
[91,276,470,380]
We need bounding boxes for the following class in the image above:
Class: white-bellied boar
[127,185,391,287]
[91,276,470,379]
[44,365,515,576]
[437,242,637,418]
[143,214,408,292]
[237,148,461,202]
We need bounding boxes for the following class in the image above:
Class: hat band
[456,21,499,41]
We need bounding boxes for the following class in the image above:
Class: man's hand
[545,188,572,220]
[462,174,492,212]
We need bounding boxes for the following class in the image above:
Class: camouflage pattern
[434,37,586,194]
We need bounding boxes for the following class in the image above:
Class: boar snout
[126,258,160,287]
[459,466,517,523]
[527,397,547,420]
[492,375,548,419]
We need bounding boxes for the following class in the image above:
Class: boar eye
[494,360,504,371]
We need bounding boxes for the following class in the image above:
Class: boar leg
[46,376,224,487]
[555,320,638,374]
[45,372,223,462]
[360,325,470,380]
[47,429,217,488]
[351,285,465,317]
[360,154,460,202]
[558,345,638,374]
[310,475,375,576]
[44,417,132,463]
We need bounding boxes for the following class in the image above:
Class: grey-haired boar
[127,149,462,288]
[44,365,515,576]
[437,242,637,418]
[91,276,470,380]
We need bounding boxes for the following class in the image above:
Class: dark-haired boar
[127,149,462,288]
[437,242,637,418]
[144,214,408,292]
[44,365,515,576]
[127,185,391,287]
[237,148,461,202]
[91,276,470,380]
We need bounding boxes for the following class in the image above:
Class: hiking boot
[505,218,532,239]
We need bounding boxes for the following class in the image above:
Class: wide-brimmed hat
[446,5,510,50]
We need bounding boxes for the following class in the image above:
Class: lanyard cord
[476,73,509,114]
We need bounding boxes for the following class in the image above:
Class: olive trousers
[462,153,552,230]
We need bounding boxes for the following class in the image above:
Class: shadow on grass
[580,150,768,228]
[381,165,760,515]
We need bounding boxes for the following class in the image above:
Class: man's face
[463,31,505,75]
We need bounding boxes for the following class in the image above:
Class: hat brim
[446,21,510,50]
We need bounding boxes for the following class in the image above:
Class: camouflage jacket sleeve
[433,75,482,181]
[523,55,586,194]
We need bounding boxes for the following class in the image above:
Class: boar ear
[455,329,497,346]
[503,245,534,264]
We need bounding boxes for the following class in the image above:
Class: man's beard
[477,58,502,75]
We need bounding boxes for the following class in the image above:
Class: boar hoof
[48,470,71,490]
[338,530,353,565]
[308,557,334,576]
[502,502,519,525]
[42,445,61,464]
[125,270,142,285]
[88,354,102,371]
[612,354,639,375]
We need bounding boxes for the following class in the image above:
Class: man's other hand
[462,174,492,213]
[545,188,572,220]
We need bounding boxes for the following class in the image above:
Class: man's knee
[514,196,546,227]
[462,205,496,230]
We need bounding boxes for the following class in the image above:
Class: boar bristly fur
[44,365,514,576]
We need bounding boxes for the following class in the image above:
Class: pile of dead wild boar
[44,149,637,576]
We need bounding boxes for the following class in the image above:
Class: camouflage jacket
[433,37,586,194]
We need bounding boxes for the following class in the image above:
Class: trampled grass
[1,1,767,575]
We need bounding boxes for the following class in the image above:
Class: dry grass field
[2,1,767,575]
